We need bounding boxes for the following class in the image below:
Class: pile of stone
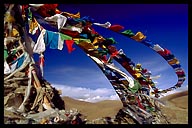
[4,70,87,124]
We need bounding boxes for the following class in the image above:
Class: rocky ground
[4,90,188,124]
[4,71,188,124]
[62,90,188,124]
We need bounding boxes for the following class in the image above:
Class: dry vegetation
[63,90,188,124]
[160,90,188,124]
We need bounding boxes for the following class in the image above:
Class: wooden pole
[30,65,52,110]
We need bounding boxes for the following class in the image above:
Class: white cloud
[45,56,188,102]
[51,82,188,103]
[52,84,120,103]
[151,74,161,80]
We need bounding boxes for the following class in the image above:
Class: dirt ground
[63,90,188,124]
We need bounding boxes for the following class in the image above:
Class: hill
[160,90,188,124]
[63,90,188,124]
[63,96,122,120]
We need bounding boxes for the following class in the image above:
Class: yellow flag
[135,73,142,78]
[29,18,39,34]
[131,31,146,42]
[168,58,179,65]
[11,28,19,37]
[62,12,80,18]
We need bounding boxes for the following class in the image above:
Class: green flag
[4,49,8,60]
[128,79,142,93]
[107,37,117,44]
[121,29,135,37]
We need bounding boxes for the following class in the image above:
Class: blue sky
[38,4,188,102]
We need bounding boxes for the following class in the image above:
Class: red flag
[136,97,145,110]
[39,53,44,77]
[39,54,44,66]
[157,48,171,56]
[37,4,59,17]
[111,51,119,57]
[176,70,185,75]
[65,40,76,53]
[108,24,124,32]
[164,49,171,55]
[101,55,108,63]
